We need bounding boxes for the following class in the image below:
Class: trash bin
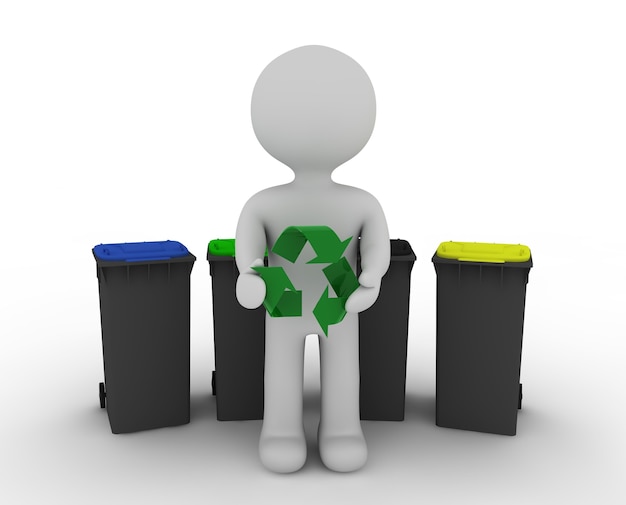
[207,238,416,422]
[93,240,196,434]
[359,239,416,421]
[432,241,532,435]
[207,239,266,421]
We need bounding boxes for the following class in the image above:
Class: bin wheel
[212,371,216,396]
[99,382,106,408]
[518,383,523,410]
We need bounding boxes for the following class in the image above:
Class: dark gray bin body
[432,255,532,435]
[95,253,196,433]
[208,239,415,422]
[359,239,416,421]
[208,253,266,421]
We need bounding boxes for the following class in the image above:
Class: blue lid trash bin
[94,240,196,434]
[432,241,532,436]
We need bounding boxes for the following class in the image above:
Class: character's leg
[318,313,367,472]
[259,317,307,473]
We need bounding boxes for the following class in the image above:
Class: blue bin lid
[93,240,190,262]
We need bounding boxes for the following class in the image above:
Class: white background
[1,1,625,503]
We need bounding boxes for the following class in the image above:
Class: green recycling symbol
[251,225,360,336]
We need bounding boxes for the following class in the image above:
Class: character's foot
[259,433,307,473]
[318,426,367,472]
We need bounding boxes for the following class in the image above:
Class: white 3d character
[235,45,390,473]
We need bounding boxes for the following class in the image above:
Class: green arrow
[312,258,360,336]
[272,226,352,264]
[313,286,347,337]
[270,227,308,263]
[322,257,360,298]
[252,266,302,317]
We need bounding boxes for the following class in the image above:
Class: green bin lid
[208,239,236,257]
[208,239,269,258]
[436,241,531,263]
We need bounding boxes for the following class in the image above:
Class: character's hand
[236,258,266,309]
[345,271,381,314]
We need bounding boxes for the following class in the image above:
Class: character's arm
[235,196,267,309]
[345,195,390,313]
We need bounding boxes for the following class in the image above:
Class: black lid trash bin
[359,239,416,421]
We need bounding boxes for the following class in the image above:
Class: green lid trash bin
[93,241,196,434]
[207,238,416,422]
[432,241,532,435]
[359,239,416,421]
[207,239,266,421]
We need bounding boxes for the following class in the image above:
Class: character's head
[251,45,376,176]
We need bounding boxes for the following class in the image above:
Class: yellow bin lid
[436,241,531,263]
